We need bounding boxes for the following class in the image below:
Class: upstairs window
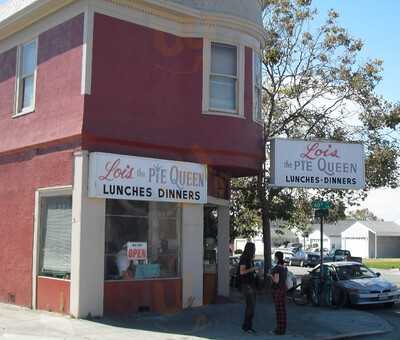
[253,51,263,122]
[15,39,37,116]
[209,43,238,113]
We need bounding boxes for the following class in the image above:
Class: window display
[105,200,181,280]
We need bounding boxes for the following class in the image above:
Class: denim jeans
[242,284,256,330]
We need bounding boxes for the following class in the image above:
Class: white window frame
[14,38,38,117]
[202,38,245,118]
[253,50,263,124]
[32,186,72,309]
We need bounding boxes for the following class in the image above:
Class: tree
[347,208,382,221]
[232,0,400,277]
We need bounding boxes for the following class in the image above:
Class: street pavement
[0,297,393,340]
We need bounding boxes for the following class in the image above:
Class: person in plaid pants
[271,251,288,335]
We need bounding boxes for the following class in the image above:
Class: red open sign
[127,242,147,260]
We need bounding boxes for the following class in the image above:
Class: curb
[318,329,390,340]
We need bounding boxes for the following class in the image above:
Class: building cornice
[0,0,265,48]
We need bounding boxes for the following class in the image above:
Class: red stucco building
[0,0,264,317]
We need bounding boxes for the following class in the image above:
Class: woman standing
[239,242,257,333]
[271,251,288,335]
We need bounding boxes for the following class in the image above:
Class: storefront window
[39,196,72,279]
[105,200,181,280]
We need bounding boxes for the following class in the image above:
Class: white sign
[127,242,147,261]
[88,152,207,203]
[270,139,365,189]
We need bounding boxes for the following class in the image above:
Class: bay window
[15,39,37,115]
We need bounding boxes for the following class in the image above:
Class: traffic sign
[312,200,332,210]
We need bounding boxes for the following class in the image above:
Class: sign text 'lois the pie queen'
[270,139,365,190]
[89,153,207,203]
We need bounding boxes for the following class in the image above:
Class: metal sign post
[313,201,331,282]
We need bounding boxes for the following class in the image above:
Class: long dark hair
[242,242,256,260]
[275,251,285,265]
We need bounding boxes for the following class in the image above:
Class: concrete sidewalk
[0,299,393,340]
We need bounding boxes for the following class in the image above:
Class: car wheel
[334,289,349,308]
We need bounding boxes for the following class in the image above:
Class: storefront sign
[127,242,147,261]
[88,152,207,203]
[270,139,365,189]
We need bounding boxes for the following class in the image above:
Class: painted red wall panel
[36,277,70,314]
[0,149,74,307]
[104,279,182,315]
[0,47,16,118]
[83,14,263,176]
[0,14,84,155]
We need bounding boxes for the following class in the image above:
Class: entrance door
[203,206,218,304]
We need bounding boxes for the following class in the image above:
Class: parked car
[289,250,308,267]
[303,252,321,268]
[324,249,362,263]
[302,262,400,307]
[273,249,295,261]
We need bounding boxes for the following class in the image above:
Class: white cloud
[348,187,400,221]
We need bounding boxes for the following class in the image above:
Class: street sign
[315,209,329,218]
[312,200,332,210]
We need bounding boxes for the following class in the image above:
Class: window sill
[38,275,70,282]
[105,277,181,282]
[13,107,35,118]
[202,110,245,119]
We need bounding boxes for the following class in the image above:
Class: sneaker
[248,328,257,334]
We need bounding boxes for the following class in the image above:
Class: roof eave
[0,0,76,42]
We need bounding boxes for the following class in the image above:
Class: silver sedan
[308,262,400,307]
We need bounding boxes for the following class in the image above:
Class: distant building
[304,221,400,259]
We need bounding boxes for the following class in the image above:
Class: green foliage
[347,208,381,221]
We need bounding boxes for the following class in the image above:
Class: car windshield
[336,264,376,280]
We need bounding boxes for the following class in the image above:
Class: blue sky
[315,0,400,103]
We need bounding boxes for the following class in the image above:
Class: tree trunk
[258,172,272,286]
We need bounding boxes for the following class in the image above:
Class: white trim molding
[32,185,73,310]
[81,4,94,95]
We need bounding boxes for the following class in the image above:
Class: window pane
[105,200,181,281]
[106,199,148,217]
[22,40,37,76]
[39,196,72,278]
[254,53,262,86]
[211,43,237,76]
[210,75,236,111]
[22,76,34,109]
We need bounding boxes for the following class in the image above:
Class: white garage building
[342,221,400,259]
[305,221,355,251]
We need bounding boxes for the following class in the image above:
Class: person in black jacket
[239,242,257,333]
[271,251,288,335]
